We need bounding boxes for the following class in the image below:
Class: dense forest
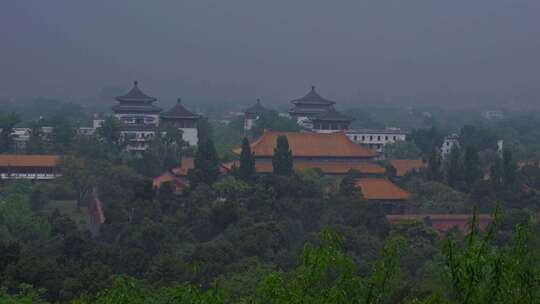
[1,107,540,303]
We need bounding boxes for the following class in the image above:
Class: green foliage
[238,137,256,181]
[253,229,402,304]
[0,286,48,304]
[438,210,540,304]
[0,113,20,153]
[48,113,77,153]
[96,116,122,147]
[409,127,445,157]
[463,145,482,191]
[384,140,422,159]
[459,124,498,151]
[426,149,443,182]
[407,180,467,213]
[445,145,464,190]
[26,121,47,154]
[251,111,300,137]
[190,136,220,187]
[340,169,361,196]
[0,181,51,241]
[272,135,293,176]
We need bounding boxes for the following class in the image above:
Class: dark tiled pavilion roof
[244,99,268,114]
[291,86,336,106]
[115,81,157,103]
[311,107,353,122]
[160,99,201,120]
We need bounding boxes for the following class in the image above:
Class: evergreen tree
[502,148,517,188]
[26,122,46,154]
[272,135,293,176]
[191,137,220,186]
[426,148,443,182]
[340,169,361,196]
[446,145,463,189]
[490,156,504,191]
[238,137,256,181]
[0,113,19,153]
[97,116,122,147]
[463,145,482,191]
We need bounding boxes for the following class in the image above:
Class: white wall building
[441,134,460,158]
[346,128,407,152]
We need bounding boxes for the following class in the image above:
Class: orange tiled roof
[389,159,426,177]
[386,214,493,232]
[355,178,411,200]
[152,170,189,190]
[170,157,195,176]
[222,160,385,174]
[234,131,377,158]
[0,155,60,167]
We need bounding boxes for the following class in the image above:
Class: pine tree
[191,137,220,186]
[272,135,293,176]
[490,156,504,191]
[502,148,517,189]
[446,145,463,189]
[463,145,482,191]
[26,122,46,154]
[340,169,361,196]
[426,148,443,182]
[239,137,256,181]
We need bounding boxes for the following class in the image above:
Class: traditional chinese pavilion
[288,86,352,132]
[0,155,60,180]
[229,130,381,176]
[243,99,268,131]
[160,99,201,145]
[113,81,161,152]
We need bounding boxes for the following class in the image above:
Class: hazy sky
[1,0,539,108]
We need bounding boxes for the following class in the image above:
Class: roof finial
[311,85,315,91]
[256,98,261,104]
[134,80,139,87]
[177,98,182,104]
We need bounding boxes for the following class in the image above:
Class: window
[393,136,397,140]
[354,135,357,140]
[362,136,365,141]
[369,136,373,141]
[377,136,381,141]
[385,136,389,141]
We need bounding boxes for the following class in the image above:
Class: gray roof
[311,107,353,122]
[244,99,268,114]
[291,86,336,106]
[112,103,162,114]
[115,81,157,103]
[160,99,201,120]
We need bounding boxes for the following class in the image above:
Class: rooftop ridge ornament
[134,80,139,87]
[311,85,315,91]
[177,98,182,104]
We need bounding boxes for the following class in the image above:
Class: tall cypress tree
[272,135,293,176]
[446,145,464,189]
[191,137,220,186]
[463,145,482,191]
[502,148,517,188]
[426,148,443,182]
[239,137,256,181]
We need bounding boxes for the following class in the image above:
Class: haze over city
[2,0,539,108]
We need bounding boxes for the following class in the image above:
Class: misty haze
[1,1,540,303]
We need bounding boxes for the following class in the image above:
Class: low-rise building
[243,99,268,131]
[355,178,411,213]
[386,214,493,233]
[160,99,201,146]
[0,155,60,180]
[441,134,459,158]
[346,128,407,152]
